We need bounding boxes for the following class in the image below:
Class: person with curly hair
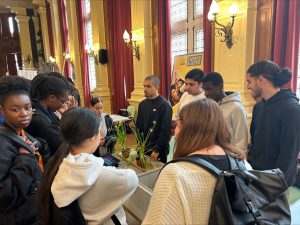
[0,76,48,224]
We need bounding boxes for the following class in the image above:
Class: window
[170,0,204,65]
[84,0,96,91]
[8,17,14,36]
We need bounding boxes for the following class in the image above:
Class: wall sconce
[49,56,56,64]
[85,44,99,65]
[123,30,140,61]
[48,56,59,72]
[61,53,74,73]
[208,0,238,49]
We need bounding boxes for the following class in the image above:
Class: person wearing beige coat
[143,98,245,225]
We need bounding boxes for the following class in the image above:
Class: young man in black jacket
[136,75,172,163]
[247,60,300,187]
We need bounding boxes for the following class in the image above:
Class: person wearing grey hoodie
[202,72,248,152]
[38,107,138,225]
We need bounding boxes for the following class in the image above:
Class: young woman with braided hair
[26,72,70,156]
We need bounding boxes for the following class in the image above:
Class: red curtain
[158,0,171,98]
[106,0,134,113]
[76,0,91,106]
[272,0,300,92]
[203,0,212,74]
[58,0,70,78]
[46,1,55,57]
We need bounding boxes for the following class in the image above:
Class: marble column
[65,0,84,105]
[36,6,51,60]
[90,0,112,113]
[128,0,155,107]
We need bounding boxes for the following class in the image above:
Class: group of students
[0,59,299,225]
[0,72,138,225]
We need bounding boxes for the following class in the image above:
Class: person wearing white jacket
[202,72,248,152]
[38,107,138,225]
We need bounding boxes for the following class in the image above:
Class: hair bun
[275,67,292,87]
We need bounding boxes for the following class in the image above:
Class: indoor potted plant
[115,124,130,158]
[130,121,156,168]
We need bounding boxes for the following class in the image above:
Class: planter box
[118,157,164,222]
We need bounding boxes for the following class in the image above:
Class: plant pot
[136,154,146,168]
[121,148,130,159]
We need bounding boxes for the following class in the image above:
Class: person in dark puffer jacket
[0,76,45,225]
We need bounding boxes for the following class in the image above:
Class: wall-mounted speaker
[99,49,108,64]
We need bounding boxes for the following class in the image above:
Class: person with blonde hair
[143,98,245,225]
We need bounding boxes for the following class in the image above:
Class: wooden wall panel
[254,0,275,61]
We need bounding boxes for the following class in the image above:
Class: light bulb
[49,56,56,63]
[65,53,71,60]
[210,0,220,15]
[207,11,215,21]
[228,3,238,16]
[132,34,138,42]
[123,30,130,43]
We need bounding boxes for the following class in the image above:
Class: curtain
[272,0,300,92]
[46,1,55,57]
[157,0,171,98]
[76,0,91,106]
[58,0,70,78]
[203,0,212,74]
[106,0,134,113]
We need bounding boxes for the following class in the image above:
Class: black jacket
[248,89,300,186]
[136,95,172,163]
[26,100,62,156]
[0,124,43,225]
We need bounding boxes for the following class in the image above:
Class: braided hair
[0,76,31,106]
[30,73,69,100]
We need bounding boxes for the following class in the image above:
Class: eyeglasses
[55,96,69,105]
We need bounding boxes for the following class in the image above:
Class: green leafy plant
[114,123,127,150]
[130,121,156,168]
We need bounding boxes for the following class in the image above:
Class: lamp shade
[123,30,130,43]
[207,11,215,21]
[49,56,56,63]
[132,34,138,42]
[210,0,220,15]
[228,3,239,16]
[65,53,71,60]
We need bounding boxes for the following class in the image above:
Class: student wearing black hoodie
[246,60,300,187]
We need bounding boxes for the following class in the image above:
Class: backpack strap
[110,214,121,225]
[227,155,247,170]
[165,156,222,176]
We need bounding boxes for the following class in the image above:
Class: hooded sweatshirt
[219,92,248,152]
[51,153,138,225]
[248,89,300,186]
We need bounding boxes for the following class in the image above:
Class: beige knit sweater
[142,161,217,225]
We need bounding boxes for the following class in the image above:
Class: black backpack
[167,155,291,225]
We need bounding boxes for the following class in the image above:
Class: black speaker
[99,49,108,64]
